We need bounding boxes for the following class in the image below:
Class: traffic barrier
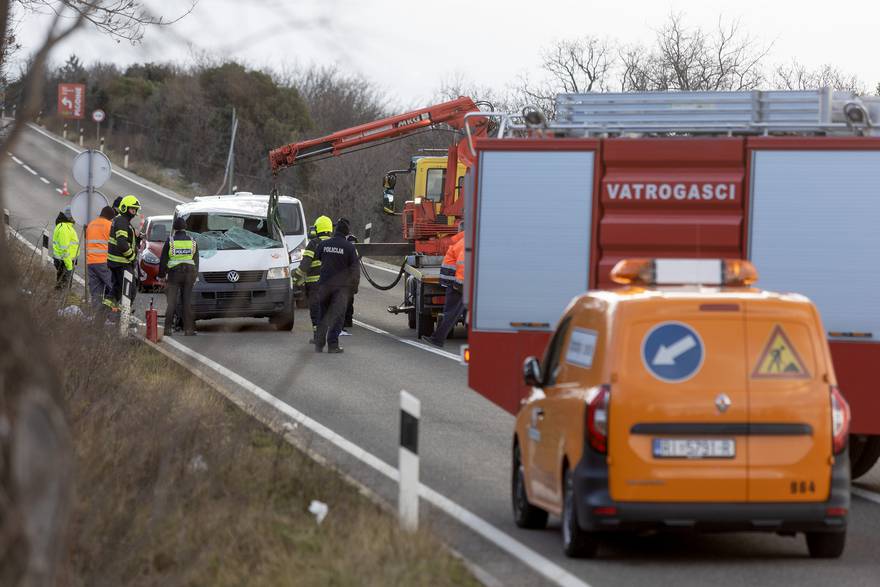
[119,269,134,335]
[399,390,420,531]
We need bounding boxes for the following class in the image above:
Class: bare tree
[773,61,866,93]
[0,2,194,585]
[620,14,769,92]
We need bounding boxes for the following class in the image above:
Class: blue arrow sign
[641,322,704,383]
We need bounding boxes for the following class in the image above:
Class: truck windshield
[183,213,282,251]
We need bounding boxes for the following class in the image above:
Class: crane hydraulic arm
[269,96,481,173]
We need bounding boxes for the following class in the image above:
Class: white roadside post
[119,269,134,334]
[2,208,8,236]
[41,230,50,265]
[399,390,420,532]
[79,128,84,147]
[124,146,130,169]
[364,222,372,244]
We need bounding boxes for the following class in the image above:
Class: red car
[138,214,173,291]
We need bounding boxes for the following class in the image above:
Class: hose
[359,256,406,291]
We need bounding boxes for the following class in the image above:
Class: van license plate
[652,439,735,459]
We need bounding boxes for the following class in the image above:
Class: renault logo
[715,393,731,414]
[227,270,240,283]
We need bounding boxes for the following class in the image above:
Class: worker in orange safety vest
[85,206,117,312]
[421,222,465,348]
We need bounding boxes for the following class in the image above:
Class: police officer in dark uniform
[313,218,358,353]
[158,216,199,336]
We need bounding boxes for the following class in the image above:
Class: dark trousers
[87,263,113,309]
[306,283,321,329]
[164,266,196,334]
[431,286,464,343]
[315,286,350,349]
[109,263,136,304]
[344,293,354,328]
[53,259,72,289]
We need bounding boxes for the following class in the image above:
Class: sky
[14,0,880,107]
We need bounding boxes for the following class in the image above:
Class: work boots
[327,344,344,354]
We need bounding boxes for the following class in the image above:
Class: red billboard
[57,83,85,119]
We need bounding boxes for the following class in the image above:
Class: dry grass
[9,240,477,587]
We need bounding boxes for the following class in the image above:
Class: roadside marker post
[99,137,105,153]
[399,390,420,532]
[119,269,134,335]
[124,146,130,169]
[2,208,8,232]
[364,222,372,244]
[79,128,84,147]
[63,123,68,140]
[41,230,50,265]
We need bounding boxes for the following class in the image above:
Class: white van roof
[177,193,302,218]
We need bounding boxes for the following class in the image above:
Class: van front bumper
[192,277,292,320]
[573,448,850,534]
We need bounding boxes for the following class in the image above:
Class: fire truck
[269,97,488,336]
[461,89,880,479]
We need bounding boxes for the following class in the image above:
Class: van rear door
[744,299,831,502]
[609,300,748,502]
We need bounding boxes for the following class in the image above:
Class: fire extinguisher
[146,297,159,342]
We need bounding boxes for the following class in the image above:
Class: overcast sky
[15,0,880,107]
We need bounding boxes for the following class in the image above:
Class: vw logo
[715,393,732,414]
[227,270,240,283]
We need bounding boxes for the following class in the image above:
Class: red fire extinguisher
[146,297,159,342]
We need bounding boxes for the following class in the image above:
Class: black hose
[359,256,406,291]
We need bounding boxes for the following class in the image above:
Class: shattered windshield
[183,213,282,251]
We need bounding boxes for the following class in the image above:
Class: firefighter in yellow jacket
[52,205,79,289]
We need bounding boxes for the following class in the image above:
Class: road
[4,121,880,587]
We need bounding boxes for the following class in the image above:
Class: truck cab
[512,258,851,559]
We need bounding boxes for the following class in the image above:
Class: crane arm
[269,96,481,172]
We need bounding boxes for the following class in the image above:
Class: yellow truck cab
[512,258,851,559]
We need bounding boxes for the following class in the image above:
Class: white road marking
[11,155,23,164]
[22,164,37,175]
[56,188,63,194]
[363,260,403,276]
[26,123,187,204]
[354,319,460,361]
[163,338,591,587]
[40,177,50,184]
[852,486,880,506]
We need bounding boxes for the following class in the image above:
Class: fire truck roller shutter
[473,150,594,331]
[749,150,880,341]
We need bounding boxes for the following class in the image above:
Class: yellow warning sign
[752,325,810,378]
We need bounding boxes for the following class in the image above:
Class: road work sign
[57,83,85,119]
[642,321,704,383]
[753,325,809,378]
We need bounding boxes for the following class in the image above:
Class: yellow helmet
[119,194,141,213]
[314,215,333,235]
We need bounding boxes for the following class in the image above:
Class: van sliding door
[473,150,594,332]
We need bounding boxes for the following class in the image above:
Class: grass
[9,239,477,587]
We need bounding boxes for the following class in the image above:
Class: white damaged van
[174,192,307,331]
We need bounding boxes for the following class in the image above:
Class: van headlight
[289,242,305,264]
[267,266,290,280]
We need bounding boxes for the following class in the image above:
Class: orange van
[512,259,851,558]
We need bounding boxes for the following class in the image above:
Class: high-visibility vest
[296,234,330,284]
[440,232,464,287]
[167,233,196,269]
[85,217,111,264]
[52,221,79,270]
[452,239,465,285]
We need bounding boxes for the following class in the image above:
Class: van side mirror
[382,173,397,215]
[523,356,543,388]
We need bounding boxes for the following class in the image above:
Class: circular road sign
[92,109,106,123]
[72,149,112,188]
[641,321,705,383]
[69,189,109,226]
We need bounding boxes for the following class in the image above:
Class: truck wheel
[850,435,880,480]
[512,442,548,529]
[805,531,846,559]
[416,312,434,338]
[408,309,416,329]
[562,468,599,558]
[271,309,295,331]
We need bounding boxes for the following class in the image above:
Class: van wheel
[850,435,880,480]
[512,443,548,529]
[562,469,599,558]
[271,309,295,331]
[805,531,846,559]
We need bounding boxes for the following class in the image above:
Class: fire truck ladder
[553,89,880,136]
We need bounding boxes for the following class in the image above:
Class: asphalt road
[4,121,880,587]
